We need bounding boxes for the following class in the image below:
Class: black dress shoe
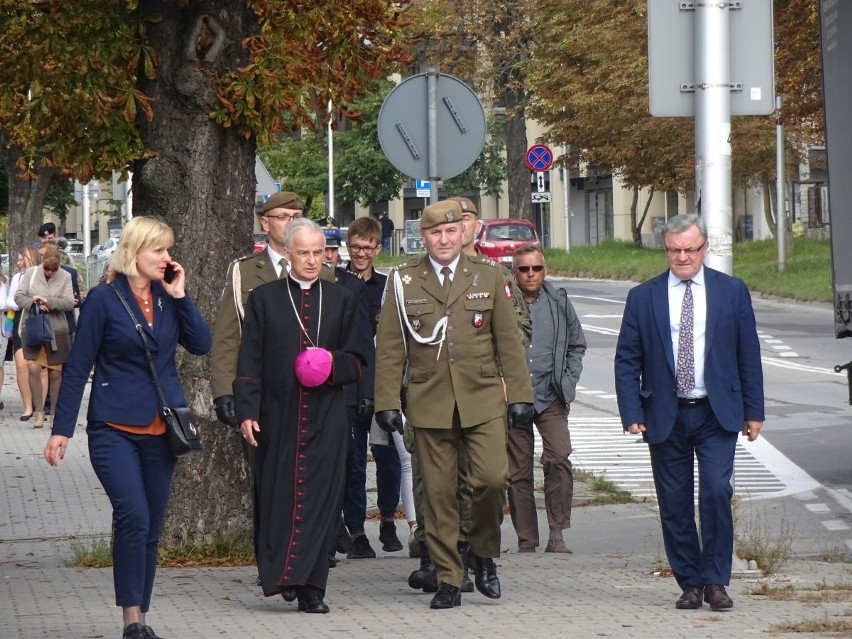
[142,625,164,639]
[408,550,438,592]
[675,586,704,609]
[122,623,147,639]
[704,584,733,610]
[280,587,297,602]
[469,552,501,599]
[429,582,461,609]
[461,572,474,593]
[379,520,403,552]
[297,588,330,613]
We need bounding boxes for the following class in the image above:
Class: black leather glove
[358,398,375,421]
[375,409,404,435]
[213,395,238,428]
[506,402,534,429]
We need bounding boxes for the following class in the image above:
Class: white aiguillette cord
[392,269,448,360]
[287,278,322,348]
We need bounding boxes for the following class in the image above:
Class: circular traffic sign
[525,144,554,171]
[377,73,486,180]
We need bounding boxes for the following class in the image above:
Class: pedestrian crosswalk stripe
[533,418,818,501]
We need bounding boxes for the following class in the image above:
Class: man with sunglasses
[614,213,764,611]
[509,245,586,554]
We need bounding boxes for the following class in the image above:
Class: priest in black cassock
[235,218,366,614]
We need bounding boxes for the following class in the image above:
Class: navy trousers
[88,422,176,612]
[648,402,738,589]
[343,407,401,532]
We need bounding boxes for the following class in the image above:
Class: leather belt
[678,396,709,406]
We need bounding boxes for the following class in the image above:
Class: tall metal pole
[124,172,133,221]
[327,99,335,221]
[562,145,571,252]
[776,95,786,273]
[695,2,732,275]
[427,69,440,204]
[82,182,91,258]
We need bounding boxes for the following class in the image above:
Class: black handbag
[111,285,202,456]
[24,304,54,347]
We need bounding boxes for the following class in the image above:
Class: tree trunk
[665,190,678,219]
[132,0,258,544]
[501,86,531,222]
[629,186,641,247]
[1,132,57,260]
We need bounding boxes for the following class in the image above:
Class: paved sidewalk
[1,377,850,638]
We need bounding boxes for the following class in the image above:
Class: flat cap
[323,227,342,247]
[447,196,478,216]
[420,200,463,230]
[262,191,303,214]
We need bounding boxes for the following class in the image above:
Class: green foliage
[544,237,832,303]
[43,178,78,221]
[444,117,508,197]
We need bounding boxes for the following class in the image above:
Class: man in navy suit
[614,213,764,611]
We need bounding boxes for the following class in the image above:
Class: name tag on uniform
[466,292,490,300]
[406,299,428,305]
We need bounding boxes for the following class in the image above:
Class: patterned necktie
[676,280,695,393]
[441,266,452,298]
[279,257,287,279]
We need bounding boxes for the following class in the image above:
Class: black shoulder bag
[111,285,201,456]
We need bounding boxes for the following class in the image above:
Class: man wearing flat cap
[374,200,534,610]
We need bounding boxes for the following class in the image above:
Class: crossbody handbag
[111,285,201,456]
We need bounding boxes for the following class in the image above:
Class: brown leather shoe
[704,584,733,610]
[675,586,704,609]
[545,539,573,554]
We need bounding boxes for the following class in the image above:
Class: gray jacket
[539,281,586,404]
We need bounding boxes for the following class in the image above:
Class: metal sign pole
[427,69,440,204]
[695,2,733,275]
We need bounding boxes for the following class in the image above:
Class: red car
[474,219,540,266]
[253,232,268,253]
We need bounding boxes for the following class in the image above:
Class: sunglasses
[515,265,544,273]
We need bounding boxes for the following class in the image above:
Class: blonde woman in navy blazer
[44,217,212,639]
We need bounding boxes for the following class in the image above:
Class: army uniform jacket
[210,249,334,399]
[375,252,533,429]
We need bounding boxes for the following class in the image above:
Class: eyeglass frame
[514,265,545,273]
[347,243,379,255]
[263,211,302,222]
[664,241,707,255]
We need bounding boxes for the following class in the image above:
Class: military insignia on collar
[466,292,490,300]
[401,274,412,285]
[472,312,484,328]
[504,283,513,299]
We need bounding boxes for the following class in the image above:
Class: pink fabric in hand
[294,347,332,387]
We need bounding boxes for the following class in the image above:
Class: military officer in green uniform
[374,200,534,610]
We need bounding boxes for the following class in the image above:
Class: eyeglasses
[264,212,301,222]
[348,244,378,254]
[665,241,706,255]
[515,265,544,273]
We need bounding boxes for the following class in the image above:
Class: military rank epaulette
[231,253,257,265]
[470,254,499,268]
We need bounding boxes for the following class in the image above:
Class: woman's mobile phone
[163,263,177,284]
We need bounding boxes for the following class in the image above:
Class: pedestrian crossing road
[535,416,821,501]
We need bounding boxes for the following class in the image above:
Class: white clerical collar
[428,254,461,277]
[290,275,318,290]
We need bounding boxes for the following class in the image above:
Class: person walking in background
[15,245,75,429]
[338,216,406,559]
[5,247,42,420]
[235,219,366,614]
[374,200,534,610]
[379,212,394,254]
[508,245,586,553]
[43,216,212,639]
[0,262,8,411]
[614,213,764,611]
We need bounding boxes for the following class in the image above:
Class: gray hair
[283,217,325,250]
[663,213,707,241]
[512,243,545,268]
